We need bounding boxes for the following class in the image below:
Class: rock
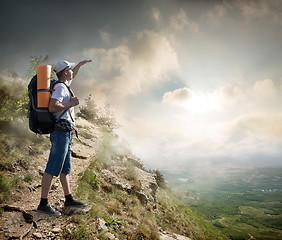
[174,233,191,240]
[33,232,43,238]
[105,232,118,240]
[62,205,92,216]
[51,227,61,233]
[159,232,176,240]
[0,205,38,238]
[126,156,144,170]
[135,167,158,202]
[135,191,148,204]
[1,212,33,239]
[71,150,88,159]
[102,169,132,193]
[72,117,101,150]
[159,228,191,240]
[71,143,92,159]
[98,218,108,231]
[102,166,158,205]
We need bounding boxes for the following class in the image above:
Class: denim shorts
[45,131,72,177]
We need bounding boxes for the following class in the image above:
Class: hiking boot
[64,198,88,208]
[37,203,61,216]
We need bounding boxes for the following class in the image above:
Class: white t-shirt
[51,83,75,126]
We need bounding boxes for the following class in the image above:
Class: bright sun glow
[184,93,220,114]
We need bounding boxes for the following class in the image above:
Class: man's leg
[41,172,53,198]
[60,173,71,196]
[60,173,88,208]
[37,172,61,216]
[37,131,69,216]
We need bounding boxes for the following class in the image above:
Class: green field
[163,167,282,240]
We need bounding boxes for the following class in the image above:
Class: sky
[1,0,282,173]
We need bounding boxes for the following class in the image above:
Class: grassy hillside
[0,77,228,239]
[61,133,228,239]
[0,124,228,239]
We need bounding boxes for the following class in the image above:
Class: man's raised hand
[79,60,92,66]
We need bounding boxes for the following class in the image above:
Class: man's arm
[72,60,92,78]
[49,97,79,113]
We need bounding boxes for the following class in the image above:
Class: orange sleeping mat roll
[37,65,52,108]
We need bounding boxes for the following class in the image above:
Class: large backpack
[27,75,71,134]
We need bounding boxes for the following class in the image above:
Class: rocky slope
[0,117,102,239]
[0,117,227,240]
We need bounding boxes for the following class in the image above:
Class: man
[37,59,92,216]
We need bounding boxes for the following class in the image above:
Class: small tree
[77,93,100,121]
[25,55,55,81]
[97,103,120,130]
[0,71,28,122]
[0,55,52,123]
[151,169,167,189]
[78,94,119,131]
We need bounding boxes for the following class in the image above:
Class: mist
[2,0,282,178]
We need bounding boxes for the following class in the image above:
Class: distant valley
[163,167,282,240]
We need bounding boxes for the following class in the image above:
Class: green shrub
[23,174,33,183]
[63,224,92,240]
[103,214,123,231]
[0,173,16,203]
[0,73,28,123]
[80,170,100,190]
[150,169,167,189]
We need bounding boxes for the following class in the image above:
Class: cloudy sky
[2,0,282,172]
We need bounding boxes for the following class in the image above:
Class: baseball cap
[53,60,76,73]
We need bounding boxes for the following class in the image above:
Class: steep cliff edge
[0,117,227,240]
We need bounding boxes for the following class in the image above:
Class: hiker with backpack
[37,59,92,216]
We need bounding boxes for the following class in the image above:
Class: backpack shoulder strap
[55,81,74,97]
[52,81,75,122]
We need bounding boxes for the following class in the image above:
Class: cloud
[83,30,179,98]
[218,85,245,106]
[161,77,281,115]
[217,79,280,109]
[152,8,161,23]
[253,79,277,97]
[162,87,223,114]
[162,87,193,105]
[99,30,111,44]
[169,9,198,32]
[237,0,282,25]
[227,113,282,142]
[211,112,282,166]
[205,3,228,25]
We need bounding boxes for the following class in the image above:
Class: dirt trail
[1,118,103,239]
[219,217,229,228]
